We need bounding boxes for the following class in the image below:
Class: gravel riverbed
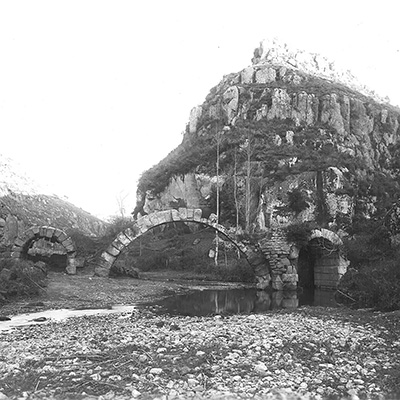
[0,305,399,400]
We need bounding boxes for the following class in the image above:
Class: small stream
[0,305,136,332]
[0,287,339,331]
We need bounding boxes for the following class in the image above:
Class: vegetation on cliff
[134,45,400,310]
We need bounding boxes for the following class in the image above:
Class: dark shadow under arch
[11,226,77,272]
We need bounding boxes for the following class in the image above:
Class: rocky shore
[1,302,399,399]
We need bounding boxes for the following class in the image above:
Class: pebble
[0,309,398,399]
[149,368,163,375]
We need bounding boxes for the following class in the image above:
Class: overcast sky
[0,1,399,220]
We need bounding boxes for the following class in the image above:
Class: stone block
[272,275,284,291]
[112,238,126,251]
[116,232,131,246]
[53,228,64,238]
[158,210,173,223]
[127,225,139,239]
[106,245,121,257]
[58,232,68,242]
[237,243,247,254]
[178,208,188,220]
[272,291,283,307]
[30,226,40,235]
[281,273,299,283]
[39,226,48,237]
[193,209,202,222]
[100,251,116,264]
[216,224,228,236]
[171,209,180,221]
[66,258,76,275]
[186,209,194,220]
[136,215,152,233]
[208,213,217,223]
[13,238,25,247]
[256,274,271,290]
[65,265,76,275]
[64,243,75,253]
[62,237,73,246]
[45,227,55,238]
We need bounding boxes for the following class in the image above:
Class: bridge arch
[309,228,343,246]
[297,228,347,289]
[94,208,266,277]
[11,226,77,273]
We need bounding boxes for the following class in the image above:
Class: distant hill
[0,154,106,252]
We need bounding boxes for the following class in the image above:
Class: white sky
[0,0,399,220]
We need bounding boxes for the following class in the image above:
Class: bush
[67,229,99,257]
[284,221,317,247]
[215,259,256,283]
[0,259,47,299]
[338,258,400,311]
[287,188,310,213]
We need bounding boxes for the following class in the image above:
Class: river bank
[0,272,399,399]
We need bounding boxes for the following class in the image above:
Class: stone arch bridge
[94,208,347,290]
[94,208,269,280]
[11,226,77,273]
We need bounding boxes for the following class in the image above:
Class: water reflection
[140,288,338,317]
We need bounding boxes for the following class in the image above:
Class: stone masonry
[95,208,270,281]
[11,226,77,275]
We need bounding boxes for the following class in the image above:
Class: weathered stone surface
[222,86,239,123]
[241,67,254,84]
[136,215,152,233]
[65,263,76,275]
[45,227,55,238]
[100,251,116,264]
[255,66,276,84]
[106,245,121,257]
[111,238,126,252]
[116,232,131,247]
[189,106,202,134]
[193,208,202,221]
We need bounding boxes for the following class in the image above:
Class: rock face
[135,40,400,290]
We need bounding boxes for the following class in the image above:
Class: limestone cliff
[135,39,400,239]
[0,154,106,253]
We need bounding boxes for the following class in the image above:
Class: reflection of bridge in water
[139,288,338,317]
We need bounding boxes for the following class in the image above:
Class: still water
[0,288,339,331]
[138,287,339,317]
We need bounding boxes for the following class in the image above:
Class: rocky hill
[0,154,106,253]
[135,39,400,236]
